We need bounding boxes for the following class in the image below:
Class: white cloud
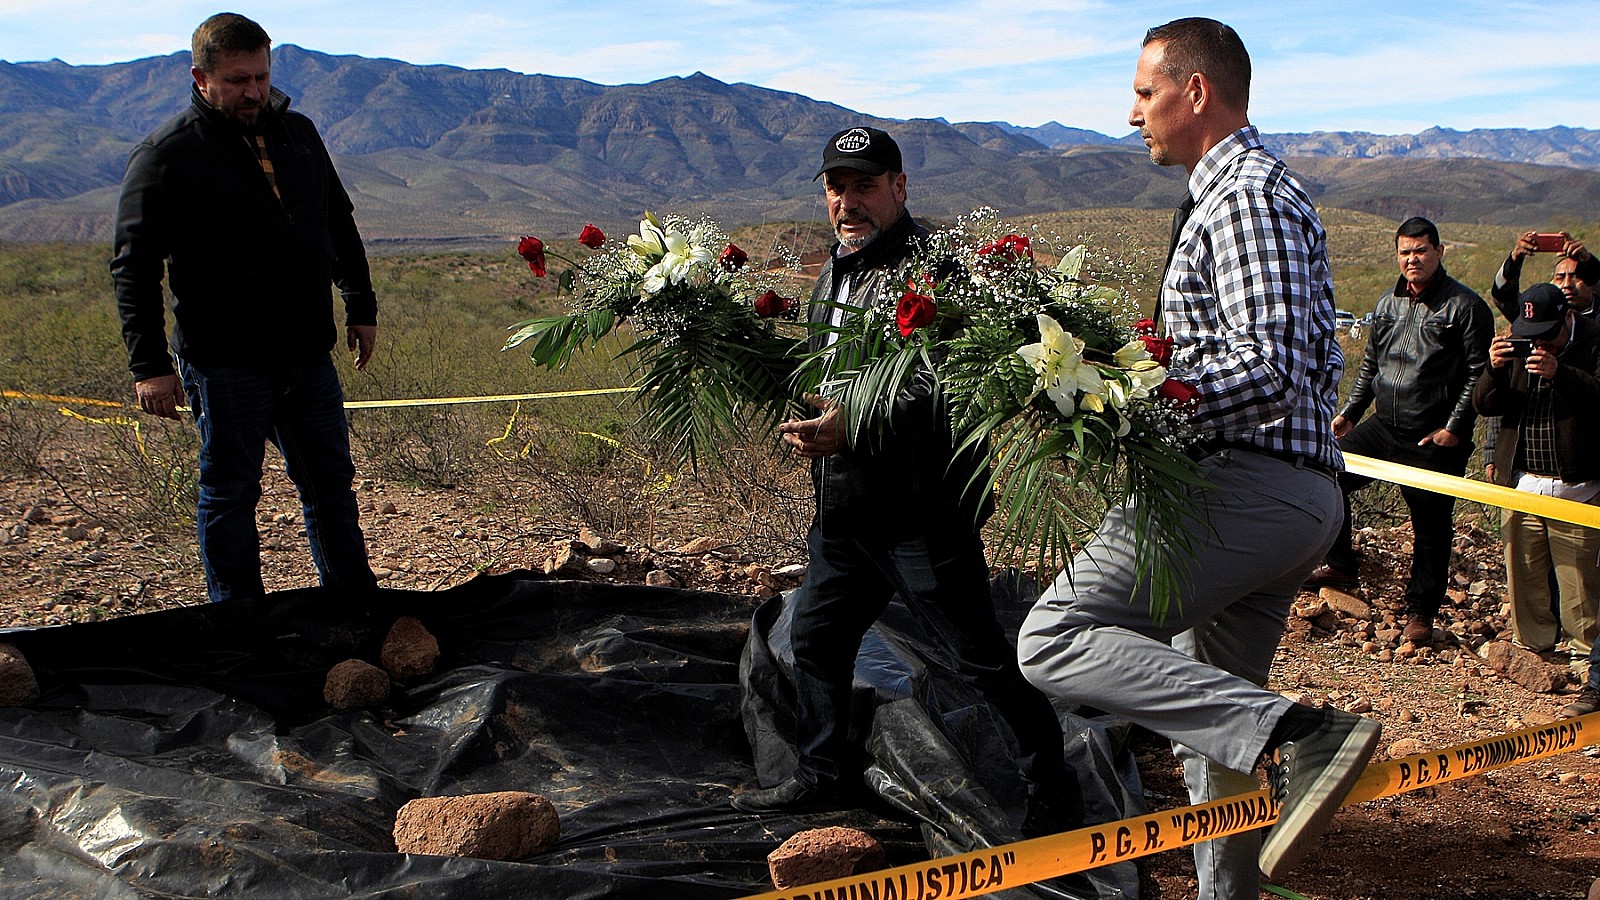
[1,0,1596,133]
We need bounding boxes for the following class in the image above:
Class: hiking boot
[1402,614,1434,645]
[730,777,855,814]
[1559,686,1600,719]
[1259,707,1382,881]
[1303,563,1358,590]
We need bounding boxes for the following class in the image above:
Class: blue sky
[4,0,1596,136]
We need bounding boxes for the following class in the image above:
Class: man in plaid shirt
[1017,17,1380,899]
[1473,283,1600,713]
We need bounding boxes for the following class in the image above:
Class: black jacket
[804,211,990,534]
[1473,313,1600,486]
[1341,268,1492,439]
[112,85,376,380]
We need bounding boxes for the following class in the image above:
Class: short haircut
[192,13,270,73]
[1395,216,1441,248]
[1143,18,1250,111]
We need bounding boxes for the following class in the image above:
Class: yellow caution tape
[1,389,124,408]
[1345,453,1600,529]
[9,387,1599,530]
[340,386,639,409]
[735,712,1598,900]
[4,386,638,412]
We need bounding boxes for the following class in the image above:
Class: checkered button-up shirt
[1164,126,1344,470]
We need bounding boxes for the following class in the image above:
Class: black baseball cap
[815,126,902,180]
[1511,282,1570,338]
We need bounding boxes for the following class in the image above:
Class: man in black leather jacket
[731,128,1075,830]
[1306,217,1493,644]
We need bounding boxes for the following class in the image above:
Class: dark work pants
[1327,416,1471,618]
[787,520,1068,800]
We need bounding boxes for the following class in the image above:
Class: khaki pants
[1503,498,1600,657]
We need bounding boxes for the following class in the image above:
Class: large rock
[380,616,440,680]
[393,791,559,860]
[1320,587,1371,619]
[324,658,391,710]
[1479,641,1564,693]
[768,826,886,889]
[0,643,39,706]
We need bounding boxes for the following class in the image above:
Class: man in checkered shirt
[1017,17,1380,899]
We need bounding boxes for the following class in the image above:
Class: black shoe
[730,777,853,814]
[1259,707,1381,881]
[1560,686,1600,719]
[1303,563,1358,590]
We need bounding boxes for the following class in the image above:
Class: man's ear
[191,66,209,91]
[1187,72,1209,115]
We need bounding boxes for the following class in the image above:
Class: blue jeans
[180,355,375,602]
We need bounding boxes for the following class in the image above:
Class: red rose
[1134,318,1158,335]
[1156,378,1199,409]
[578,224,605,249]
[1140,334,1175,366]
[517,235,547,277]
[978,233,1032,261]
[896,290,937,338]
[754,290,792,318]
[720,243,749,270]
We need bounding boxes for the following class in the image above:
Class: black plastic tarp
[0,571,1143,898]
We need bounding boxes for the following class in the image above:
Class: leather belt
[1194,440,1337,479]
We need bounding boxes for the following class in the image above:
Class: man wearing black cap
[732,127,1076,834]
[1474,283,1600,685]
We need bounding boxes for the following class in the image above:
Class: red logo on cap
[1524,300,1536,319]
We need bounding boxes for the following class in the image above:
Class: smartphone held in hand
[1531,233,1565,253]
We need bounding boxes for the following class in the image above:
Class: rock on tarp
[0,570,1142,899]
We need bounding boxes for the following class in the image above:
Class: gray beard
[837,229,879,254]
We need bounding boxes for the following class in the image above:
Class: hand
[1526,345,1559,381]
[1512,231,1538,261]
[1487,334,1517,369]
[1564,236,1591,263]
[778,395,844,459]
[1485,463,1497,482]
[1419,428,1459,448]
[347,325,377,371]
[134,373,186,420]
[1331,414,1352,439]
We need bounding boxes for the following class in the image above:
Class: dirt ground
[0,457,1597,900]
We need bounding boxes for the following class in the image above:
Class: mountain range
[1,46,1597,243]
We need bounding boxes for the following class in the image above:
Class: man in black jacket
[731,128,1075,832]
[111,13,377,602]
[1473,283,1600,680]
[1306,217,1493,644]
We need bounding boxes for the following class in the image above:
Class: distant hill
[1,47,1598,243]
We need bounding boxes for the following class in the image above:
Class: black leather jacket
[804,211,990,535]
[112,85,376,380]
[1341,268,1493,439]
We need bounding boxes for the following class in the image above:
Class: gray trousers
[1018,449,1342,900]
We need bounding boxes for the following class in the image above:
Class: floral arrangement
[797,208,1205,618]
[504,213,802,467]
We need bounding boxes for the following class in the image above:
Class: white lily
[1016,313,1106,417]
[1113,338,1152,368]
[1105,359,1167,410]
[627,213,668,261]
[640,226,713,296]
